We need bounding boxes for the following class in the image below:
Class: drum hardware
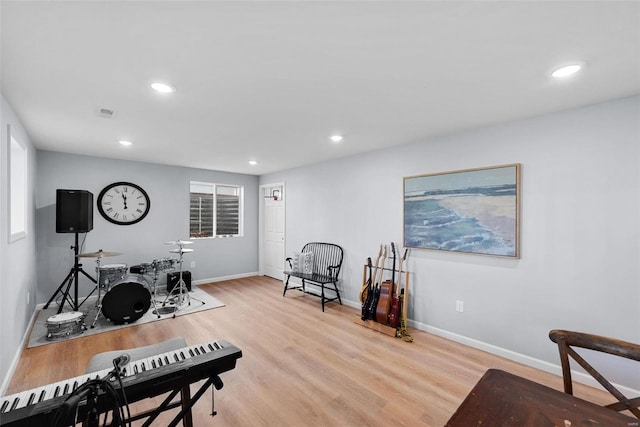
[157,240,204,317]
[129,257,178,319]
[46,311,86,340]
[43,233,99,314]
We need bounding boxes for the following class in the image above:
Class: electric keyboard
[0,339,242,426]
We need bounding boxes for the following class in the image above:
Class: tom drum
[98,264,128,289]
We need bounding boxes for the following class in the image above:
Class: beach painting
[404,164,520,257]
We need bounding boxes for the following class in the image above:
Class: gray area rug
[28,285,224,348]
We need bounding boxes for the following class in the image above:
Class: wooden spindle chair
[549,329,640,419]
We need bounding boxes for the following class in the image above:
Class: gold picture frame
[404,163,521,258]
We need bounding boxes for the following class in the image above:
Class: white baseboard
[192,271,259,286]
[343,297,639,397]
[0,307,39,396]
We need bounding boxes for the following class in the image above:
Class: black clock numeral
[103,201,111,206]
[106,207,113,213]
[113,213,119,219]
[136,208,143,214]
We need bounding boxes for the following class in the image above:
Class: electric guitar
[361,245,382,320]
[359,244,382,303]
[375,242,396,323]
[366,244,386,320]
[388,247,407,328]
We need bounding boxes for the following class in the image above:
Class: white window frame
[189,181,244,238]
[8,125,27,242]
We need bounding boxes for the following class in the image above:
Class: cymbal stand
[145,267,162,319]
[160,243,204,318]
[89,258,104,328]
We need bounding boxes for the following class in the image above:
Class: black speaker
[56,189,94,233]
[167,271,192,292]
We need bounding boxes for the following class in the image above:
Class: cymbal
[164,240,193,245]
[79,250,122,258]
[169,248,194,254]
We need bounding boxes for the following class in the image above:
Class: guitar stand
[354,265,411,338]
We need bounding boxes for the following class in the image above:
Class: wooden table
[445,369,638,426]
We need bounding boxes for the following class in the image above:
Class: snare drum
[98,264,127,289]
[46,311,85,340]
[152,257,176,272]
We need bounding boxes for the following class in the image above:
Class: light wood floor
[7,276,614,426]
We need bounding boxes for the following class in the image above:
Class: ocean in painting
[404,184,516,256]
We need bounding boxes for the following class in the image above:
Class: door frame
[258,182,286,277]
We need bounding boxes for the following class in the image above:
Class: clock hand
[122,193,128,209]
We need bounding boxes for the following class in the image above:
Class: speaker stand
[44,232,97,313]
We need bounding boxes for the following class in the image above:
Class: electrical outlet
[456,300,464,312]
[190,261,196,268]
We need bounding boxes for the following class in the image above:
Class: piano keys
[0,339,242,427]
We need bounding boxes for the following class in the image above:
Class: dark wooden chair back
[549,329,640,419]
[300,242,343,280]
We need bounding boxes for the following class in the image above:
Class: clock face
[97,182,150,225]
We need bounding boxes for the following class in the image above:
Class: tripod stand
[44,232,97,313]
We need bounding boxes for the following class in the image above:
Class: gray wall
[1,95,38,392]
[35,151,260,304]
[261,95,640,391]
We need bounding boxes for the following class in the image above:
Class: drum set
[45,240,201,340]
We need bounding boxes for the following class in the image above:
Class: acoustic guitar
[376,242,396,323]
[388,247,407,328]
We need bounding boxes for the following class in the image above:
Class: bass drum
[101,279,151,324]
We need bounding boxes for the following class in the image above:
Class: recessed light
[151,82,175,93]
[249,160,258,166]
[118,140,133,147]
[330,135,343,143]
[551,63,583,78]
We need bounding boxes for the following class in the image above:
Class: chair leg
[321,283,325,312]
[333,281,342,305]
[283,275,290,297]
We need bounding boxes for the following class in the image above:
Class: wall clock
[97,182,150,225]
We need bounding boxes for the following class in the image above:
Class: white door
[260,184,285,280]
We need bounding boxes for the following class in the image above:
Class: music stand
[44,232,97,313]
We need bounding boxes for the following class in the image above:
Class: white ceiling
[2,1,639,176]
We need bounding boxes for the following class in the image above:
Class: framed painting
[404,164,520,258]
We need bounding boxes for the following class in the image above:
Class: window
[190,181,243,238]
[9,125,27,242]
